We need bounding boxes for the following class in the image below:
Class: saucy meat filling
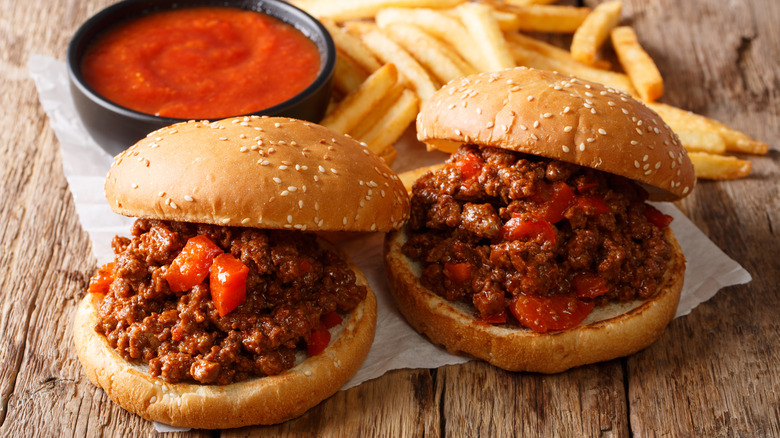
[402,145,673,332]
[91,219,366,385]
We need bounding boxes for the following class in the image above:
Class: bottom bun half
[384,227,685,373]
[73,251,377,429]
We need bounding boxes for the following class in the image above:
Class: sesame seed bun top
[105,116,410,232]
[416,67,695,200]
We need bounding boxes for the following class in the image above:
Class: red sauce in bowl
[81,7,321,119]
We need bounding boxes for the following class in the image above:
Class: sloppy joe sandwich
[385,67,695,373]
[74,116,409,428]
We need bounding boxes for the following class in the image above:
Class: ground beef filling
[402,145,672,329]
[95,219,366,385]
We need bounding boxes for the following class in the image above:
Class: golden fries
[321,19,382,73]
[648,102,769,154]
[611,26,663,102]
[455,2,515,71]
[506,34,637,95]
[494,4,590,33]
[346,23,439,101]
[321,63,399,134]
[357,89,420,161]
[675,129,727,155]
[293,0,466,21]
[398,163,445,193]
[382,23,473,84]
[687,152,752,180]
[311,0,766,181]
[570,0,622,65]
[376,8,488,72]
[333,52,369,95]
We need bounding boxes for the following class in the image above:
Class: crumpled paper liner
[29,54,751,432]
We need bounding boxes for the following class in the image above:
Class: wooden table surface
[1,0,778,436]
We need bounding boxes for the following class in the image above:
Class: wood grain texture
[0,0,777,436]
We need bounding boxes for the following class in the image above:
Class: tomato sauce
[81,7,321,119]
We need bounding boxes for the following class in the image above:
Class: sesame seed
[242,218,250,225]
[636,128,644,135]
[683,186,690,195]
[331,168,339,174]
[607,101,616,106]
[454,129,461,136]
[531,133,539,141]
[542,113,552,118]
[486,121,494,128]
[643,155,649,162]
[634,161,641,168]
[239,146,248,152]
[288,186,298,192]
[587,138,595,143]
[274,123,281,128]
[644,170,653,175]
[318,165,326,173]
[260,160,270,166]
[273,177,282,183]
[184,195,194,202]
[132,183,138,189]
[533,121,540,128]
[342,217,347,225]
[280,191,289,197]
[564,126,573,132]
[158,191,165,197]
[562,145,570,153]
[563,106,571,114]
[218,137,227,141]
[520,125,528,131]
[579,143,585,151]
[622,108,630,114]
[527,96,534,101]
[287,215,293,223]
[476,108,482,115]
[502,124,509,132]
[598,128,607,135]
[630,140,639,145]
[170,202,178,209]
[655,162,661,169]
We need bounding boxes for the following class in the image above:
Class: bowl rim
[66,0,336,124]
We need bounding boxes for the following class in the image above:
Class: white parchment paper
[30,54,751,431]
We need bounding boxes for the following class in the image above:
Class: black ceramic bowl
[67,0,335,156]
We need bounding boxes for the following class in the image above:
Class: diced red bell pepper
[643,204,674,228]
[165,235,223,292]
[307,325,331,356]
[209,253,249,317]
[501,215,557,245]
[479,309,507,324]
[455,153,484,184]
[88,262,115,294]
[444,262,474,286]
[576,195,611,216]
[299,259,313,275]
[531,181,576,223]
[510,294,594,333]
[321,311,343,329]
[573,273,610,299]
[575,179,599,193]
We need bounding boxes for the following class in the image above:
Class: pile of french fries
[293,0,769,180]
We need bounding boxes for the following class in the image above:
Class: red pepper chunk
[444,262,474,286]
[165,235,223,292]
[479,309,507,324]
[510,294,594,333]
[643,204,674,228]
[307,325,331,356]
[502,215,557,245]
[88,262,115,294]
[210,253,249,317]
[455,153,484,184]
[321,311,343,329]
[532,181,576,223]
[576,195,611,216]
[573,273,610,299]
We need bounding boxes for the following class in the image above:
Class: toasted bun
[105,116,409,232]
[384,226,684,373]
[74,239,377,429]
[416,67,694,201]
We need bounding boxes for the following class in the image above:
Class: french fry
[321,63,398,134]
[382,23,472,84]
[688,152,752,180]
[570,0,622,65]
[321,19,382,73]
[611,26,663,102]
[379,145,398,164]
[399,163,445,193]
[293,0,466,21]
[358,89,420,161]
[333,51,369,95]
[491,9,523,32]
[675,129,727,155]
[375,8,488,72]
[349,83,405,140]
[455,2,516,71]
[647,102,769,154]
[504,0,560,5]
[506,34,637,95]
[492,4,590,33]
[346,23,439,101]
